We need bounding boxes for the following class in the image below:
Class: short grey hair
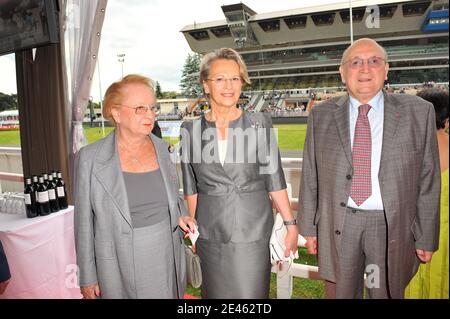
[199,47,251,85]
[340,38,388,65]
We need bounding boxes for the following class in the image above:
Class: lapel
[334,94,353,166]
[201,116,234,182]
[151,134,177,225]
[379,91,401,181]
[93,131,132,228]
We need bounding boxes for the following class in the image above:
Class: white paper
[188,224,199,246]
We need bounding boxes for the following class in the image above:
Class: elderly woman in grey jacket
[74,74,194,299]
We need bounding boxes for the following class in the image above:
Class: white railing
[0,147,23,192]
[270,175,322,299]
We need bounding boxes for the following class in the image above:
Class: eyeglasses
[207,76,242,87]
[115,104,158,115]
[342,56,387,69]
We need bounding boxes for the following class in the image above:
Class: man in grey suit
[298,38,441,299]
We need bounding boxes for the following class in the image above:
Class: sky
[0,0,348,99]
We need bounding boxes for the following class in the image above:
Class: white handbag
[184,245,202,288]
[269,213,306,265]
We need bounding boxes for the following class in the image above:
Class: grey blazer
[74,131,187,298]
[180,111,286,243]
[298,92,441,298]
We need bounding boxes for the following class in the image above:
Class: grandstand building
[181,0,449,93]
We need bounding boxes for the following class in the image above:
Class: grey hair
[340,38,388,65]
[199,47,251,85]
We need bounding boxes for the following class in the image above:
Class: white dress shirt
[347,91,385,210]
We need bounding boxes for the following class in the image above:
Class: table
[0,206,82,299]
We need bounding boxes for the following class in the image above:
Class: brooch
[168,144,175,153]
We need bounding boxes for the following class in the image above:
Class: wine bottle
[32,175,39,201]
[47,174,60,213]
[36,176,50,216]
[24,177,38,218]
[56,172,68,209]
[43,173,49,188]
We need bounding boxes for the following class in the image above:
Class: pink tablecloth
[0,206,82,299]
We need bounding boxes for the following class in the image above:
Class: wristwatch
[283,219,297,226]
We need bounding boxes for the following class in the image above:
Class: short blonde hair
[103,74,155,124]
[199,48,251,86]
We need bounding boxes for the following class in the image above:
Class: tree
[155,81,163,99]
[162,91,178,99]
[0,92,18,111]
[180,53,202,98]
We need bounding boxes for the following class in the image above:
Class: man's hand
[80,283,101,299]
[305,236,318,255]
[416,249,433,263]
[0,279,10,295]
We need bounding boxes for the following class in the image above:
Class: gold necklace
[118,140,147,167]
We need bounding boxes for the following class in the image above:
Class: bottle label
[25,194,32,205]
[38,191,49,203]
[49,189,56,200]
[57,187,65,197]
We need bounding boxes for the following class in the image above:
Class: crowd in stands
[166,82,448,120]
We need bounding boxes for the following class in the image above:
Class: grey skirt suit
[180,111,286,298]
[74,132,187,299]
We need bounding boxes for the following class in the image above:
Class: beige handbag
[184,245,202,288]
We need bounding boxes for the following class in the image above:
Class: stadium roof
[181,0,415,31]
[252,0,413,21]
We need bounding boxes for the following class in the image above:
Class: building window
[210,27,231,38]
[189,30,210,40]
[258,19,281,32]
[284,15,307,29]
[311,12,336,26]
[339,8,365,23]
[402,1,431,16]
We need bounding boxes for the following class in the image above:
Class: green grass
[84,127,114,144]
[274,124,307,150]
[186,247,324,299]
[0,130,21,145]
[0,124,307,151]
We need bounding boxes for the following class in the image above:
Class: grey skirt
[196,238,271,299]
[132,216,177,299]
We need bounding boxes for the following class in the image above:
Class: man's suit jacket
[74,131,187,298]
[152,121,162,139]
[0,240,11,283]
[298,91,441,298]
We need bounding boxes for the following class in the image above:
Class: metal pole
[349,0,354,44]
[97,56,105,137]
[117,53,125,79]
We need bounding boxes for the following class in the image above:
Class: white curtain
[63,0,108,153]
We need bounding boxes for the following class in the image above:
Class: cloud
[1,0,339,97]
[0,53,16,94]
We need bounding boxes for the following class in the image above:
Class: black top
[0,240,11,282]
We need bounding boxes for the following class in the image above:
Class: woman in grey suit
[74,74,191,299]
[178,48,298,298]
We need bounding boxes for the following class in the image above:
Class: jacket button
[346,175,352,180]
[335,230,341,235]
[340,202,346,207]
